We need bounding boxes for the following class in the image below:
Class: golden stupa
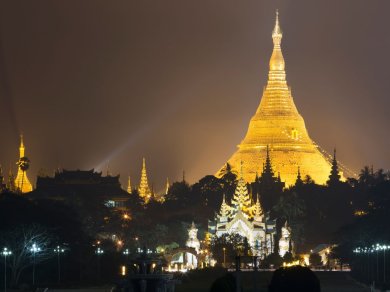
[220,11,336,186]
[15,135,33,193]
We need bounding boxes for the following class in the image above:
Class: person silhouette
[268,266,321,292]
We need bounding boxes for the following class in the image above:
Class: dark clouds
[0,1,389,191]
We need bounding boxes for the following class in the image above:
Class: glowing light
[30,243,41,253]
[138,158,152,203]
[15,135,33,193]
[2,248,12,256]
[354,210,367,216]
[283,260,300,267]
[217,11,339,186]
[121,265,126,276]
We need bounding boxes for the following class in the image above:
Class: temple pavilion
[209,163,276,258]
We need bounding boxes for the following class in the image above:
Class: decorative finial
[19,133,25,158]
[240,160,244,178]
[20,133,24,147]
[127,176,132,193]
[272,9,282,45]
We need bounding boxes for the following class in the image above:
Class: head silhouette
[269,266,320,292]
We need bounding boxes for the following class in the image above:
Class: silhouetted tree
[0,224,54,286]
[16,156,30,192]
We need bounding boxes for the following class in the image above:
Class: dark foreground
[175,270,369,292]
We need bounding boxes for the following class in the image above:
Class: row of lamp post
[353,243,390,284]
[2,243,67,289]
[3,240,141,287]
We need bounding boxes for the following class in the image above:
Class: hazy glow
[0,2,388,190]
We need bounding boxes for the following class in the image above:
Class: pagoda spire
[295,166,303,187]
[261,145,275,180]
[253,194,264,219]
[231,162,252,214]
[15,134,33,193]
[127,176,132,193]
[268,9,286,83]
[19,134,25,158]
[327,148,341,186]
[272,10,282,45]
[138,158,152,203]
[218,194,232,220]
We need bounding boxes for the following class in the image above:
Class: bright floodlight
[54,246,65,253]
[2,248,12,256]
[30,243,41,253]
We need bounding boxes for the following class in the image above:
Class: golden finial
[19,133,25,158]
[272,9,282,45]
[127,175,132,193]
[240,160,244,178]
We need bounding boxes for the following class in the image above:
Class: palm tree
[16,156,30,193]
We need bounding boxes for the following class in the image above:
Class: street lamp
[123,249,130,262]
[95,247,104,281]
[2,248,12,292]
[54,246,65,283]
[30,243,41,286]
[223,247,226,268]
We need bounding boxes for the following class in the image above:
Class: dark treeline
[0,164,389,288]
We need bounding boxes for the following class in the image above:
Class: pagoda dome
[269,50,285,71]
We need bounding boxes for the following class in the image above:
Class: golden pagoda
[126,176,132,193]
[15,135,33,193]
[220,11,338,186]
[138,158,152,203]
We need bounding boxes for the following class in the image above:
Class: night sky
[0,1,389,192]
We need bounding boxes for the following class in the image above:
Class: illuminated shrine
[15,135,33,193]
[219,11,341,186]
[209,164,276,258]
[138,158,152,203]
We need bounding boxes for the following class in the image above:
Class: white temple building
[208,164,277,258]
